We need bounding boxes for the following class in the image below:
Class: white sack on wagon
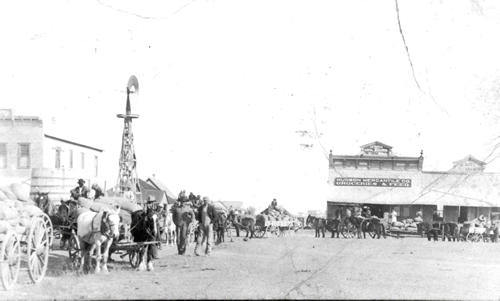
[0,190,7,201]
[0,186,17,201]
[10,183,31,202]
[212,201,228,215]
[77,197,94,209]
[21,204,44,218]
[90,202,113,213]
[0,203,18,220]
[0,220,11,234]
[96,197,142,213]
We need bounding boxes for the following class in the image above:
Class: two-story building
[0,109,104,201]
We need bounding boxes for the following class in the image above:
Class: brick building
[0,109,104,197]
[0,110,44,183]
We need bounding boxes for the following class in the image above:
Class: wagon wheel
[483,234,491,243]
[0,231,21,290]
[41,214,54,250]
[466,232,482,243]
[253,225,266,238]
[341,224,355,239]
[129,249,141,268]
[266,225,275,237]
[361,220,376,239]
[68,231,81,270]
[27,217,50,284]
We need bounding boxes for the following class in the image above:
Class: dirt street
[1,230,500,300]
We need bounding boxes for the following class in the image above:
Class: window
[369,161,380,169]
[407,163,418,170]
[395,163,406,170]
[94,155,98,177]
[358,161,368,169]
[17,143,30,169]
[81,152,85,169]
[344,160,355,169]
[69,150,73,169]
[381,161,392,170]
[0,143,6,169]
[402,206,410,218]
[55,148,61,169]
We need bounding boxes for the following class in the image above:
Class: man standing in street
[195,196,216,256]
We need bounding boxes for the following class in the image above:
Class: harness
[129,210,158,241]
[90,211,112,240]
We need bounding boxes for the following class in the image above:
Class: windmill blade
[127,75,139,93]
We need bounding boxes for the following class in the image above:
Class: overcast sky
[2,0,500,213]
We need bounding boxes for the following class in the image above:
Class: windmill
[115,75,142,203]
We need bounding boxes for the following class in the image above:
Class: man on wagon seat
[70,179,90,200]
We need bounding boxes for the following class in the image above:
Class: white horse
[162,204,176,246]
[77,208,120,273]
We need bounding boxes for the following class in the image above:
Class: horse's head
[56,200,71,224]
[101,208,121,240]
[306,215,314,225]
[35,192,51,214]
[146,206,160,239]
[216,212,227,226]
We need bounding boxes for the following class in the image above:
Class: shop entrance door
[458,207,468,223]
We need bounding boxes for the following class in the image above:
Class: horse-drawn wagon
[1,184,53,290]
[41,195,164,271]
[0,214,52,290]
[254,216,297,238]
[459,223,491,242]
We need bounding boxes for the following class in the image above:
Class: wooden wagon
[0,214,52,290]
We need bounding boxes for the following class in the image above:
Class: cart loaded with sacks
[0,183,53,290]
[254,216,297,238]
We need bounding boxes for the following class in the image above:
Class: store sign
[334,177,411,187]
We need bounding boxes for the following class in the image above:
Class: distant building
[327,141,500,223]
[221,201,244,211]
[138,179,167,205]
[0,109,104,198]
[146,175,177,204]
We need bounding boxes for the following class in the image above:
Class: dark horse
[130,207,160,271]
[360,217,386,239]
[417,222,441,241]
[326,219,341,238]
[440,222,460,242]
[306,215,326,238]
[34,192,77,249]
[228,210,256,239]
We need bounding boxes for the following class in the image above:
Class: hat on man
[78,179,85,184]
[202,196,210,202]
[147,195,156,203]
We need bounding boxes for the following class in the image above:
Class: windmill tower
[115,75,142,203]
